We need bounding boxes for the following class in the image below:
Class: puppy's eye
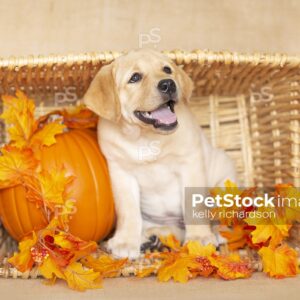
[129,72,142,83]
[163,66,172,74]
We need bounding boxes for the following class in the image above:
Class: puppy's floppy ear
[176,65,194,103]
[84,63,121,122]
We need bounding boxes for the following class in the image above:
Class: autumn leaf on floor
[259,244,299,278]
[153,236,217,282]
[157,254,200,283]
[154,235,253,282]
[0,146,38,188]
[8,231,38,272]
[1,91,36,148]
[63,262,102,291]
[82,254,128,278]
[245,206,291,248]
[209,253,252,280]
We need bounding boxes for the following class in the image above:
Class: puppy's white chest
[133,160,183,218]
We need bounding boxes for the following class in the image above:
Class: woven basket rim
[1,49,300,68]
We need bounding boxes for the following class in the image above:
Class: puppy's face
[84,49,193,134]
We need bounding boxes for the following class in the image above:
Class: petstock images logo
[184,185,300,226]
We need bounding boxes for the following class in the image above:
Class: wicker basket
[0,49,300,278]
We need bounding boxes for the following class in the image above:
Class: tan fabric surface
[0,0,300,56]
[0,273,299,300]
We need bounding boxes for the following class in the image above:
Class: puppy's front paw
[185,225,218,246]
[106,234,141,259]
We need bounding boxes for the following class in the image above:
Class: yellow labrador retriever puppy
[84,49,236,258]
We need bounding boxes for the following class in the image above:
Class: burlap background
[0,0,299,57]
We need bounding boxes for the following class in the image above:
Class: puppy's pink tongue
[150,106,177,125]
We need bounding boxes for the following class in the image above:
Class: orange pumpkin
[0,129,115,242]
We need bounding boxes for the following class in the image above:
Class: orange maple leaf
[220,225,249,251]
[259,244,299,278]
[0,146,38,188]
[8,232,38,272]
[61,105,98,129]
[37,105,98,130]
[82,254,128,278]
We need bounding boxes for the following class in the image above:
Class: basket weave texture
[0,50,300,277]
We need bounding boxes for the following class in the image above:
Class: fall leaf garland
[0,91,105,291]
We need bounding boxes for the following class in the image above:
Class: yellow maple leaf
[30,121,66,149]
[39,256,66,282]
[157,254,198,283]
[82,254,127,278]
[209,253,252,280]
[245,206,291,248]
[259,244,299,278]
[1,91,36,147]
[0,146,38,188]
[8,232,38,272]
[63,262,102,291]
[210,180,255,226]
[275,184,300,222]
[159,234,181,251]
[186,241,216,256]
[37,168,74,211]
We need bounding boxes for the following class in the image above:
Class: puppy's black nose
[158,79,176,94]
